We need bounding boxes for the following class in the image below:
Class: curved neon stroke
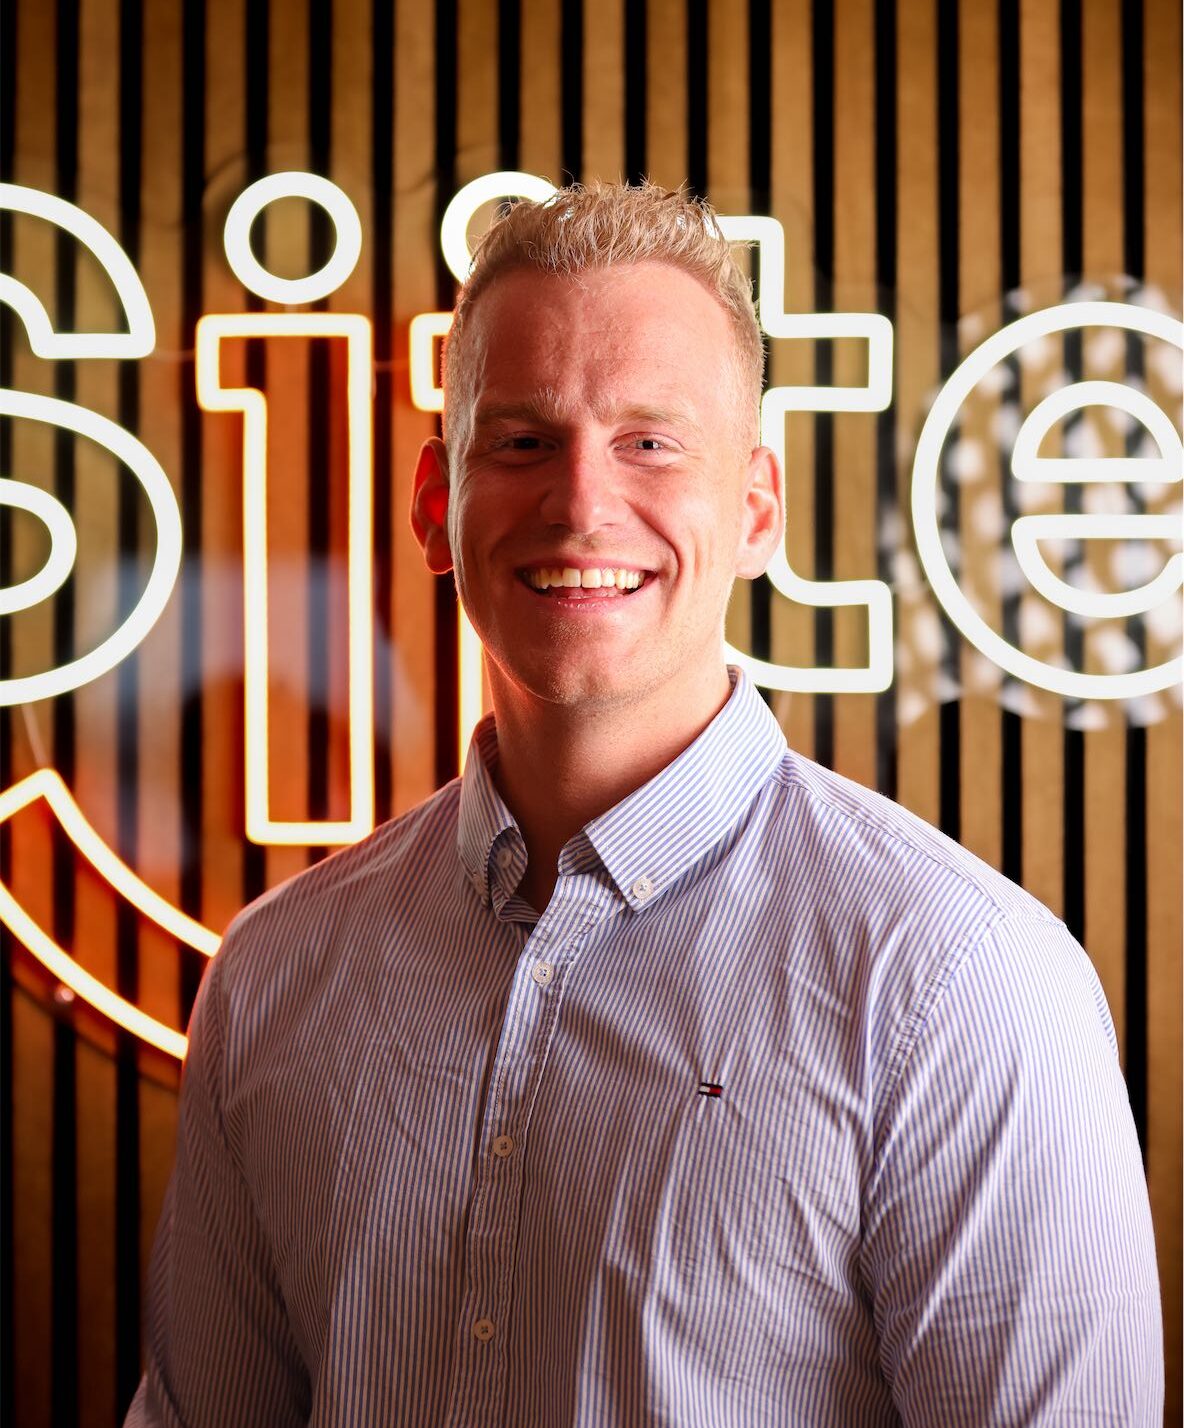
[0,390,183,705]
[1011,514,1183,620]
[223,172,363,306]
[0,769,224,1061]
[1012,379,1184,485]
[0,477,77,614]
[0,182,155,358]
[439,171,559,282]
[195,313,376,846]
[911,301,1184,700]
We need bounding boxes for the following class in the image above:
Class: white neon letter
[911,301,1184,700]
[0,183,155,357]
[196,313,375,845]
[224,172,363,306]
[716,215,894,693]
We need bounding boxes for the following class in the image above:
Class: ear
[734,445,784,579]
[411,438,454,575]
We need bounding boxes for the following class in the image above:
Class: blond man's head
[442,181,763,458]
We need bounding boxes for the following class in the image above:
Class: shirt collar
[457,666,787,911]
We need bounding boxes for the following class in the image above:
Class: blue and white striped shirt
[127,667,1162,1426]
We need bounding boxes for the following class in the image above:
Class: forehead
[464,263,738,416]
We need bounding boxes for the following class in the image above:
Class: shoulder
[767,748,1053,930]
[210,777,463,1008]
[756,749,1080,1108]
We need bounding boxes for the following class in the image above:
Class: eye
[482,432,553,461]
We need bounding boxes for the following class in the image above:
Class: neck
[487,665,732,912]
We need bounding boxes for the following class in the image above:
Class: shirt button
[531,962,554,985]
[495,846,514,870]
[473,1318,495,1342]
[631,876,654,901]
[492,1135,514,1158]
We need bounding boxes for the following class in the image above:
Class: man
[127,183,1162,1426]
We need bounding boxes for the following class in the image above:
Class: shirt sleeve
[861,912,1163,1426]
[122,939,311,1427]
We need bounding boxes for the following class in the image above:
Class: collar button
[631,876,654,901]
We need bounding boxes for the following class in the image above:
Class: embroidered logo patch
[698,1081,723,1098]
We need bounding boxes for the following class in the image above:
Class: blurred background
[1,0,1180,1422]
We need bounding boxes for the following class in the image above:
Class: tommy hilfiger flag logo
[698,1081,723,1098]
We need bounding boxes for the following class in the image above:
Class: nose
[537,434,623,536]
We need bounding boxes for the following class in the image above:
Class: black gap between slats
[687,0,708,200]
[624,0,646,185]
[116,0,144,1409]
[179,0,206,1024]
[307,0,332,866]
[873,0,896,797]
[811,0,834,770]
[0,0,15,1415]
[998,0,1022,883]
[242,0,269,904]
[51,2,80,1422]
[433,0,459,784]
[1120,0,1147,1157]
[748,0,773,681]
[1060,0,1084,947]
[560,0,582,181]
[935,0,959,838]
[371,0,394,827]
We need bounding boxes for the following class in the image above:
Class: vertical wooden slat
[457,0,500,186]
[1018,0,1064,919]
[708,0,752,666]
[200,0,247,937]
[953,0,1003,873]
[581,0,624,180]
[893,0,940,826]
[1142,1,1182,1417]
[71,12,123,1418]
[7,0,59,1371]
[390,0,438,814]
[262,0,311,887]
[135,0,183,1039]
[9,6,59,1410]
[767,0,816,760]
[519,0,561,181]
[831,0,878,790]
[644,0,687,191]
[1079,0,1128,1048]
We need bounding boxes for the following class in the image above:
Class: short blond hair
[442,180,763,454]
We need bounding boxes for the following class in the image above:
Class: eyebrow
[472,395,706,442]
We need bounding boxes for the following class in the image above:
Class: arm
[123,941,310,1427]
[863,913,1162,1425]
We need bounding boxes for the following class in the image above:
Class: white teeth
[524,566,646,591]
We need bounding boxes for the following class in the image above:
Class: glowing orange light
[0,770,222,1059]
[196,313,377,844]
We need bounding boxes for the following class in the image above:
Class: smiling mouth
[518,566,653,598]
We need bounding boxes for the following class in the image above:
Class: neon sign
[196,173,375,845]
[0,173,1180,1059]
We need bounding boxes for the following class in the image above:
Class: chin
[497,647,647,711]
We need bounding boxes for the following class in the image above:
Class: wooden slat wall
[0,1,1179,1422]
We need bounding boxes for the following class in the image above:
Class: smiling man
[127,184,1161,1428]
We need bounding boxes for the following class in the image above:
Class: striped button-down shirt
[127,667,1162,1427]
